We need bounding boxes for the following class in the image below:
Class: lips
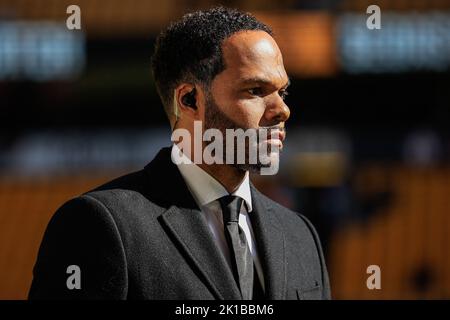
[264,129,285,150]
[278,130,286,142]
[267,129,285,142]
[262,128,285,140]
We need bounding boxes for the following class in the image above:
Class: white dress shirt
[171,144,265,291]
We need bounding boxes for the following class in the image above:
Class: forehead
[220,30,288,87]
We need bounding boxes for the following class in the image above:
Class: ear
[175,83,200,120]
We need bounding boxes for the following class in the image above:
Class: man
[29,7,331,300]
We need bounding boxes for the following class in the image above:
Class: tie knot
[219,195,243,223]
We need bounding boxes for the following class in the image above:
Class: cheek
[211,84,266,128]
[233,99,266,128]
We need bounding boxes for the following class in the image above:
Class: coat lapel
[249,186,287,300]
[160,206,241,300]
[143,147,241,300]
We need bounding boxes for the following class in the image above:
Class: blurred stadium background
[0,0,449,299]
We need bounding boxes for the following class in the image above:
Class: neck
[173,132,248,193]
[198,162,247,194]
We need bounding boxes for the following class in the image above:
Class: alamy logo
[366,5,381,30]
[66,5,81,30]
[66,265,81,290]
[366,265,381,290]
[171,121,283,175]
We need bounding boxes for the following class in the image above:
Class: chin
[233,151,280,175]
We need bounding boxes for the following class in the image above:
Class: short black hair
[151,6,273,121]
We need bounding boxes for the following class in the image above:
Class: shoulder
[85,169,149,201]
[44,169,154,237]
[45,194,121,241]
[80,169,160,213]
[42,169,155,256]
[30,192,129,299]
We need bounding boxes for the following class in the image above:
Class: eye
[247,87,264,96]
[279,89,289,100]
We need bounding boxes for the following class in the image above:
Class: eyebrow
[240,76,291,89]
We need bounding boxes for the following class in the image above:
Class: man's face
[203,30,290,172]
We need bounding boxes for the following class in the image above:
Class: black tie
[219,195,254,300]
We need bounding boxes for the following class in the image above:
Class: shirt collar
[171,144,253,212]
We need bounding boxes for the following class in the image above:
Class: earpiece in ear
[182,88,197,109]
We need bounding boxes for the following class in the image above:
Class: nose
[263,95,290,125]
